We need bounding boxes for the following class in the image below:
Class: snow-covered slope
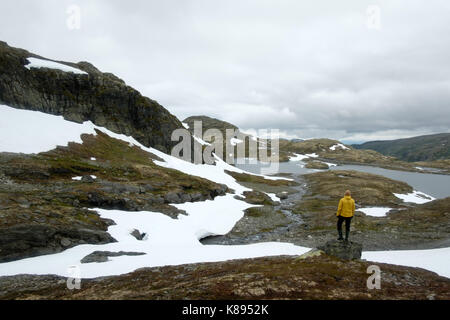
[0,104,449,279]
[0,104,97,153]
[0,104,288,194]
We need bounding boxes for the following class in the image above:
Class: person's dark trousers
[337,216,353,241]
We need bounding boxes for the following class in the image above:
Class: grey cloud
[1,0,449,142]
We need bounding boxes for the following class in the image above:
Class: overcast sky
[1,0,449,143]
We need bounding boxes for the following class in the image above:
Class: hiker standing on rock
[336,190,355,241]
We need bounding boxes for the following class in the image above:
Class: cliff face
[0,41,182,154]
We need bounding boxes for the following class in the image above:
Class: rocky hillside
[1,253,448,300]
[353,133,450,162]
[0,130,227,262]
[0,41,182,154]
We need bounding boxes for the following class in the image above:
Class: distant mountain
[353,133,450,162]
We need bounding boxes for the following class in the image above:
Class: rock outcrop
[304,160,329,169]
[183,115,239,137]
[1,255,449,300]
[318,240,363,260]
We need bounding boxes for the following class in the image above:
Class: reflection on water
[235,160,450,199]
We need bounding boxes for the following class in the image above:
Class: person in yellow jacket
[336,190,355,241]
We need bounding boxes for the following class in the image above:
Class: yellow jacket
[337,196,355,217]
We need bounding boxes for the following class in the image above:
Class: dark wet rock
[318,240,363,260]
[81,251,146,264]
[0,224,116,263]
[276,192,288,200]
[130,229,146,241]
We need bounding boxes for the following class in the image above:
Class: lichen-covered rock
[318,240,363,260]
[0,224,115,263]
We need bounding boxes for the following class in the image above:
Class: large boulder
[318,240,363,260]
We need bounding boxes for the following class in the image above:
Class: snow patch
[363,247,450,278]
[394,191,435,204]
[330,143,349,151]
[266,193,280,203]
[289,153,318,161]
[306,153,319,158]
[321,161,337,167]
[25,57,87,75]
[358,207,393,217]
[193,135,210,146]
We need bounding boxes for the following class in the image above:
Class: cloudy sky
[1,0,449,143]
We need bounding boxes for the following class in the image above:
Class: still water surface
[235,160,450,198]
